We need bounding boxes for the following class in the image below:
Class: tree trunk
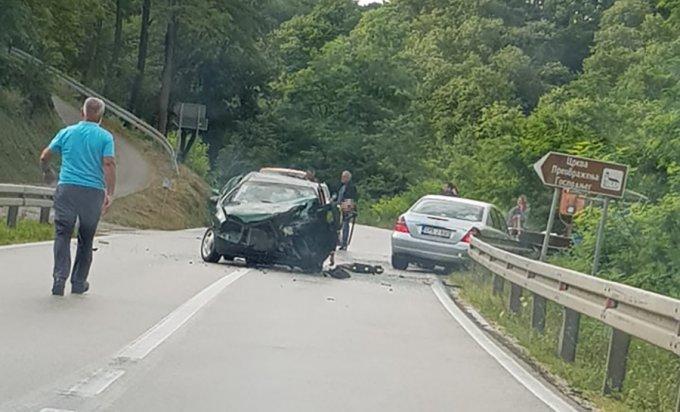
[128,0,151,112]
[104,0,124,96]
[157,2,177,135]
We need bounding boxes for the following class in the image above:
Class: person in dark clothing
[337,170,358,250]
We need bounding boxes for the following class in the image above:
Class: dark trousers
[341,212,355,248]
[53,184,104,285]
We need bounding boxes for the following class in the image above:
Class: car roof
[416,195,494,209]
[259,167,308,179]
[244,171,319,189]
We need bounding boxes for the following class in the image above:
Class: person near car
[337,170,358,250]
[507,194,529,236]
[39,97,116,296]
[441,182,459,197]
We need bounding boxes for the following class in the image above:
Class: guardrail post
[492,274,504,296]
[7,206,18,228]
[557,308,580,362]
[531,294,546,332]
[603,328,631,394]
[509,283,522,314]
[39,207,50,224]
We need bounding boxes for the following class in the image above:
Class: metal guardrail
[468,237,680,405]
[8,47,179,174]
[0,184,55,227]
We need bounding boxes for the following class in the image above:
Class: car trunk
[404,212,476,244]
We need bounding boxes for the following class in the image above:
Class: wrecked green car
[201,171,340,272]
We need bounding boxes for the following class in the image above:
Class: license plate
[422,226,451,238]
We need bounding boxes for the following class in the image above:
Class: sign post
[539,187,561,262]
[533,152,629,363]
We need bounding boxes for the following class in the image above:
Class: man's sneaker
[72,281,90,295]
[52,279,66,296]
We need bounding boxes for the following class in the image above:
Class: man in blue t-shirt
[40,97,117,296]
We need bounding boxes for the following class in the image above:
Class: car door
[490,208,511,240]
[484,207,509,240]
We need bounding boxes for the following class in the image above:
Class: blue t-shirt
[48,121,115,190]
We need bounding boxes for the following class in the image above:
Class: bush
[359,180,441,228]
[167,131,211,180]
[552,193,680,298]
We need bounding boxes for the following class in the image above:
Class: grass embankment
[0,220,53,246]
[449,270,680,411]
[0,89,62,183]
[99,117,210,230]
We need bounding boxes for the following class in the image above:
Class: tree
[129,0,152,112]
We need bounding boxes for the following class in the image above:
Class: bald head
[82,97,105,123]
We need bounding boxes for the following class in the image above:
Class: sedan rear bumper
[391,231,468,263]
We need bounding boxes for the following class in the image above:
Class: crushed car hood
[222,196,318,224]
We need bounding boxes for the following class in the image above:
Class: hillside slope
[0,90,61,183]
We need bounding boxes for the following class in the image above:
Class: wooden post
[531,294,546,332]
[6,206,18,228]
[39,207,50,224]
[557,308,580,362]
[492,274,504,296]
[508,283,522,314]
[603,328,631,394]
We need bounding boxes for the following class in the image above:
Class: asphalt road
[0,225,577,412]
[51,96,151,198]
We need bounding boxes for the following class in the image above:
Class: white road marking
[431,281,578,412]
[0,234,124,251]
[65,368,125,397]
[117,267,251,360]
[40,408,75,412]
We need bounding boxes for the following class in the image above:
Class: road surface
[0,225,578,412]
[51,96,151,198]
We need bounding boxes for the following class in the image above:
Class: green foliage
[554,194,680,298]
[0,220,53,246]
[167,131,211,180]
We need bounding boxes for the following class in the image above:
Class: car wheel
[201,228,221,263]
[391,254,409,270]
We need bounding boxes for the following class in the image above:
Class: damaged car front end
[201,172,340,272]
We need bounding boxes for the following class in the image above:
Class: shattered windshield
[231,182,317,204]
[412,200,484,222]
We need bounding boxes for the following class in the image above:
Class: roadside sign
[172,102,208,131]
[533,152,628,198]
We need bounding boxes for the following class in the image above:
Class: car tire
[201,228,221,263]
[391,254,409,270]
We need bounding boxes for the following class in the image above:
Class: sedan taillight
[393,216,410,234]
[461,228,480,243]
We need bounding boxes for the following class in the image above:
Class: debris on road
[324,266,351,279]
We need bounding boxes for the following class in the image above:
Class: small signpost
[533,152,631,378]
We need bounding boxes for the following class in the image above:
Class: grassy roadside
[449,270,680,411]
[0,220,53,246]
[100,116,210,230]
[51,87,211,230]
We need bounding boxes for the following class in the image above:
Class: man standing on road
[337,170,358,250]
[39,97,116,296]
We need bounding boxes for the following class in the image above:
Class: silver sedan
[390,195,510,271]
